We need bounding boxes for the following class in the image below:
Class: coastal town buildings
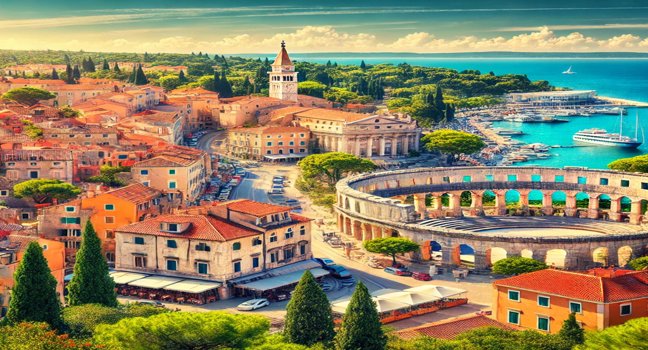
[507,90,597,106]
[166,87,220,132]
[227,125,311,160]
[118,109,185,145]
[0,149,75,182]
[493,268,648,333]
[269,41,298,102]
[41,125,119,146]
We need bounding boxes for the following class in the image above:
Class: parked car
[267,188,283,195]
[325,265,352,279]
[411,272,432,281]
[314,258,336,267]
[285,199,301,209]
[367,260,383,269]
[135,300,165,308]
[384,267,412,276]
[236,298,270,311]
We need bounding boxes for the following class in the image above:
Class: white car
[236,298,270,311]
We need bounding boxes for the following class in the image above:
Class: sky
[2,0,648,54]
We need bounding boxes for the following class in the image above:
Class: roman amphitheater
[335,166,648,271]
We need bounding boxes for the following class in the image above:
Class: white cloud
[499,23,648,31]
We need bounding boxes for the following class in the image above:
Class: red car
[384,267,412,276]
[411,272,432,281]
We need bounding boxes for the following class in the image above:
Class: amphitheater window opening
[404,195,414,204]
[505,190,520,207]
[490,247,507,265]
[620,197,632,213]
[531,174,541,182]
[552,191,567,207]
[578,176,587,185]
[599,194,611,210]
[642,200,648,214]
[485,174,494,182]
[454,244,475,268]
[554,175,565,183]
[618,246,633,267]
[460,191,473,207]
[441,193,451,207]
[463,175,472,183]
[528,190,543,207]
[429,241,443,261]
[354,201,361,213]
[507,174,517,182]
[344,218,352,236]
[521,249,533,259]
[592,247,609,266]
[482,190,496,206]
[575,192,590,209]
[390,230,399,237]
[344,198,350,210]
[425,193,433,206]
[545,249,567,269]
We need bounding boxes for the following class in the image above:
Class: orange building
[493,268,648,334]
[0,235,66,317]
[227,125,311,161]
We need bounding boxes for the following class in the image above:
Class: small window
[166,259,177,271]
[600,178,609,185]
[252,257,260,268]
[168,223,178,232]
[508,290,520,301]
[531,174,541,182]
[104,204,115,211]
[269,233,277,243]
[299,225,306,235]
[167,240,177,248]
[105,216,114,224]
[195,243,211,252]
[140,169,149,175]
[642,182,648,190]
[252,237,262,246]
[233,261,241,272]
[300,244,306,255]
[233,242,241,251]
[285,228,294,239]
[442,176,450,183]
[537,316,550,332]
[485,174,494,182]
[463,175,471,183]
[267,142,272,146]
[105,230,115,239]
[508,310,520,325]
[169,169,176,175]
[578,176,587,185]
[196,262,208,274]
[169,181,177,189]
[65,206,75,212]
[118,154,128,159]
[134,256,147,267]
[620,303,632,316]
[507,174,517,182]
[554,175,564,183]
[569,301,582,314]
[537,295,550,307]
[134,237,145,245]
[621,179,630,187]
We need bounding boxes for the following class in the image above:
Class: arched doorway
[552,191,566,208]
[482,190,496,207]
[592,247,609,266]
[490,247,507,264]
[599,194,611,210]
[618,246,633,266]
[528,190,543,207]
[505,190,520,206]
[429,241,443,261]
[545,249,567,268]
[576,192,590,209]
[521,249,533,259]
[460,191,472,208]
[453,244,475,268]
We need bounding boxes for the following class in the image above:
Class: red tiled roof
[272,43,293,66]
[294,108,370,122]
[494,269,648,303]
[104,183,161,204]
[225,199,292,217]
[395,315,513,340]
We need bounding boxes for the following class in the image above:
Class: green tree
[93,311,270,349]
[72,65,81,80]
[284,270,335,346]
[66,63,75,83]
[134,64,148,85]
[21,119,43,139]
[67,221,118,307]
[364,237,420,266]
[434,85,446,112]
[102,59,110,70]
[628,256,648,270]
[0,322,98,350]
[158,75,181,91]
[559,313,584,346]
[13,179,81,204]
[219,69,233,98]
[113,62,121,73]
[577,317,647,350]
[492,256,547,275]
[608,154,648,173]
[298,152,376,187]
[298,81,327,98]
[51,68,59,80]
[360,60,367,70]
[63,303,168,339]
[178,69,187,83]
[422,129,485,161]
[6,242,63,329]
[2,87,55,106]
[86,165,129,187]
[334,282,386,350]
[58,105,81,118]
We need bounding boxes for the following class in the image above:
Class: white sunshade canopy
[331,296,411,314]
[237,268,329,292]
[375,291,441,305]
[128,275,183,289]
[163,280,222,294]
[404,285,467,298]
[109,271,149,284]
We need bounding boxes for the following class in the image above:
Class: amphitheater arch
[354,201,361,213]
[490,247,508,264]
[453,244,475,268]
[545,249,567,268]
[599,194,612,210]
[618,246,633,266]
[440,192,451,208]
[552,191,567,207]
[344,217,352,236]
[592,247,609,266]
[528,190,543,207]
[576,192,590,209]
[426,240,443,261]
[460,191,473,208]
[482,190,496,207]
[619,196,632,213]
[344,197,350,210]
[352,220,362,241]
[505,190,520,205]
[521,249,533,259]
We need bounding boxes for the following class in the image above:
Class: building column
[518,189,530,215]
[379,137,386,156]
[495,190,507,216]
[542,192,554,216]
[413,194,428,219]
[588,195,600,219]
[441,246,455,267]
[372,225,383,239]
[402,135,409,155]
[414,131,420,152]
[609,198,622,222]
[354,138,362,157]
[362,223,373,241]
[470,193,484,216]
[391,136,398,157]
[336,137,342,152]
[430,194,443,218]
[367,137,374,157]
[564,191,578,217]
[341,137,348,153]
[629,200,643,225]
[449,192,463,217]
[474,250,489,271]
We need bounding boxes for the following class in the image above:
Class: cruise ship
[572,129,642,148]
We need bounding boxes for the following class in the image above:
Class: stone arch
[344,217,352,236]
[618,246,633,266]
[338,213,344,232]
[619,196,632,213]
[453,244,475,268]
[482,190,496,206]
[592,247,609,266]
[521,249,533,259]
[352,220,362,241]
[551,191,567,207]
[505,190,520,205]
[528,190,543,207]
[575,192,590,209]
[545,249,567,268]
[460,191,473,208]
[362,222,373,241]
[490,247,507,264]
[599,194,612,210]
[422,240,443,261]
[440,192,451,208]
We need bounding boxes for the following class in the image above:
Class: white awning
[404,285,467,298]
[128,276,183,289]
[164,280,222,294]
[236,268,329,292]
[109,271,149,284]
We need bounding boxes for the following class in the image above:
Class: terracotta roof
[263,126,310,134]
[133,146,205,167]
[225,199,292,217]
[103,183,161,204]
[272,42,293,66]
[395,315,513,340]
[116,214,259,242]
[294,108,370,122]
[494,269,648,303]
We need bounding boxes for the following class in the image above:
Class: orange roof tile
[103,183,161,204]
[225,199,292,217]
[494,269,648,303]
[272,41,293,66]
[395,315,514,340]
[294,108,370,122]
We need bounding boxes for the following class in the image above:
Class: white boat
[572,110,642,148]
[562,66,576,75]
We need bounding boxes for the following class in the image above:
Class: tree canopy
[608,154,648,173]
[577,317,647,350]
[86,165,130,187]
[299,152,376,188]
[628,256,648,270]
[335,282,386,350]
[491,256,548,275]
[13,179,81,204]
[0,322,98,350]
[6,242,63,329]
[363,237,420,266]
[559,313,584,346]
[63,303,168,339]
[422,129,486,156]
[1,87,55,106]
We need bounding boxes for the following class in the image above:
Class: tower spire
[281,40,286,48]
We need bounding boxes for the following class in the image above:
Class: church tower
[269,41,298,102]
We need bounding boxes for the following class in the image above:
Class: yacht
[572,111,642,148]
[562,66,576,75]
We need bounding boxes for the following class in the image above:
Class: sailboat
[572,109,642,148]
[562,66,576,75]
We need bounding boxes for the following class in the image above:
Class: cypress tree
[220,70,233,98]
[284,271,335,346]
[87,57,95,72]
[134,65,148,85]
[178,70,187,83]
[559,313,585,346]
[212,69,221,93]
[67,220,117,307]
[65,63,75,84]
[6,241,63,329]
[81,58,88,71]
[51,68,59,80]
[334,282,386,350]
[64,54,71,64]
[434,85,445,111]
[445,104,455,122]
[242,76,252,95]
[113,62,121,73]
[72,65,81,80]
[360,60,366,70]
[102,59,110,70]
[128,65,137,83]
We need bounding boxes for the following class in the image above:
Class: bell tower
[269,41,298,102]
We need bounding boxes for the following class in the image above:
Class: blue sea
[249,54,648,169]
